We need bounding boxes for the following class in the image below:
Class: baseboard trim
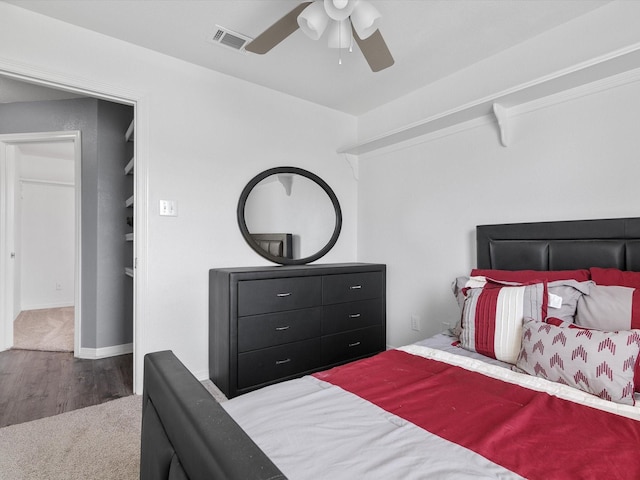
[21,303,74,311]
[77,343,133,359]
[194,369,210,382]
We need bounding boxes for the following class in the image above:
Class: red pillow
[470,269,590,283]
[590,267,640,288]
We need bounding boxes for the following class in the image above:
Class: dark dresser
[209,263,386,398]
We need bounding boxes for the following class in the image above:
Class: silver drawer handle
[348,341,361,347]
[350,285,362,290]
[275,358,291,365]
[275,326,290,331]
[276,292,292,297]
[349,313,361,319]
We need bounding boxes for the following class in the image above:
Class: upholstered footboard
[141,350,286,480]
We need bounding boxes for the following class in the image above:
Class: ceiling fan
[245,0,394,72]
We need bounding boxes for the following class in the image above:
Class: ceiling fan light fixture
[350,1,381,39]
[327,19,352,49]
[297,1,329,40]
[323,0,358,21]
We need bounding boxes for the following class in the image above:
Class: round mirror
[237,166,342,265]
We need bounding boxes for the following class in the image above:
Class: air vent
[207,25,252,53]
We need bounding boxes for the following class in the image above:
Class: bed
[141,217,640,479]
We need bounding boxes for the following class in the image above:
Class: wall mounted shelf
[338,47,640,155]
[124,117,135,281]
[124,157,134,175]
[125,120,134,142]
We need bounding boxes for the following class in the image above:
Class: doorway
[0,131,81,354]
[0,68,146,394]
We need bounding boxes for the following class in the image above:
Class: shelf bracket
[343,153,359,181]
[492,103,510,147]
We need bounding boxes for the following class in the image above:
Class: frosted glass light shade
[323,0,358,20]
[350,1,381,39]
[327,19,352,48]
[298,1,330,40]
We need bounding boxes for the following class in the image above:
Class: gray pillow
[547,280,593,322]
[575,284,634,330]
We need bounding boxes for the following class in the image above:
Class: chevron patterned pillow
[516,319,640,405]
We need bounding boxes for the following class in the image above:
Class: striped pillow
[459,280,547,364]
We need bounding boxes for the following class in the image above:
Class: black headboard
[250,233,293,259]
[477,217,640,271]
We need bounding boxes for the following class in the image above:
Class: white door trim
[0,131,81,353]
[0,142,16,350]
[0,61,149,394]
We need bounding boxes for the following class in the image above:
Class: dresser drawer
[238,276,322,316]
[238,307,322,352]
[322,272,383,305]
[322,298,383,335]
[321,326,384,365]
[238,338,321,389]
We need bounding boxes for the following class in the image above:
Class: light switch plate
[159,200,177,216]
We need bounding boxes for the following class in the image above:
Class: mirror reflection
[244,173,336,260]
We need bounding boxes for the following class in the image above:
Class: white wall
[17,148,75,310]
[20,182,75,309]
[355,0,640,349]
[0,2,357,391]
[358,77,640,348]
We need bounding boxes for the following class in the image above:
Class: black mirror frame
[237,166,343,265]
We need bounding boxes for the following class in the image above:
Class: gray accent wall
[0,97,134,350]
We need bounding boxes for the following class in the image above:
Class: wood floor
[0,349,133,428]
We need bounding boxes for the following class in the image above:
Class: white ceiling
[2,0,612,115]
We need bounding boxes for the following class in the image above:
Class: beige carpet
[0,395,141,480]
[13,307,74,352]
[202,378,229,403]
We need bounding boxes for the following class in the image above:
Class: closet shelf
[125,120,134,142]
[125,195,134,208]
[124,157,134,175]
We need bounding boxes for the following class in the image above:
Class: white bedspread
[223,370,521,479]
[222,338,530,479]
[223,340,640,478]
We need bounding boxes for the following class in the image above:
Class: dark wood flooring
[0,349,133,428]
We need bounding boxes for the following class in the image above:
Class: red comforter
[314,349,640,479]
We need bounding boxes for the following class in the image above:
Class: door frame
[0,65,149,394]
[0,131,81,353]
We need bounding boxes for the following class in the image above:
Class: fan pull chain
[337,20,354,65]
[339,21,342,65]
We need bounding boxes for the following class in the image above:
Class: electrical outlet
[55,282,62,291]
[411,314,421,332]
